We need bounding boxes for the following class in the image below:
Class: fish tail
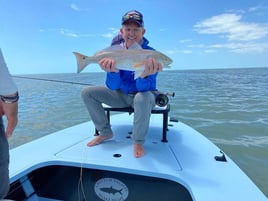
[73,52,95,73]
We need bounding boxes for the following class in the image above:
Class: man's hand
[0,101,18,138]
[99,58,119,73]
[141,57,162,78]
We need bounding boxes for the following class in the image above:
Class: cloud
[165,49,192,55]
[185,41,268,54]
[249,5,261,12]
[101,33,114,38]
[59,28,94,38]
[70,3,88,11]
[248,4,268,13]
[100,28,119,38]
[179,39,192,43]
[165,50,177,54]
[40,27,119,39]
[60,28,79,37]
[180,50,192,54]
[188,44,205,48]
[171,40,268,55]
[210,42,268,54]
[194,13,268,41]
[204,49,217,53]
[70,3,80,11]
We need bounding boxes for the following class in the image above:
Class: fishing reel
[155,94,169,107]
[153,91,175,107]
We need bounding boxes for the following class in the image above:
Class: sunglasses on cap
[122,12,142,21]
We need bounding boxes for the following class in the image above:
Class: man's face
[120,22,145,48]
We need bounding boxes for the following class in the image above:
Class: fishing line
[13,75,92,86]
[78,146,88,201]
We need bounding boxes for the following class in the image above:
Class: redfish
[73,44,172,79]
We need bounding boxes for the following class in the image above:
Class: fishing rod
[13,75,175,107]
[152,91,175,97]
[12,75,92,86]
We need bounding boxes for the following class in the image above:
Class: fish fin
[128,42,143,50]
[134,68,144,79]
[134,62,144,68]
[73,52,92,73]
[95,45,125,55]
[94,42,142,55]
[133,61,145,79]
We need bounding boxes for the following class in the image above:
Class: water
[6,68,268,197]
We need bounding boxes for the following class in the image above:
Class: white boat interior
[5,110,267,201]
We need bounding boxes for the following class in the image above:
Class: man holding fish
[81,10,172,158]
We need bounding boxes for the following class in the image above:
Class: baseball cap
[122,10,144,27]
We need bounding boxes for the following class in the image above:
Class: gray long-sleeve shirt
[0,48,18,95]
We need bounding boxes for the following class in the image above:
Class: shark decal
[100,186,123,195]
[94,178,129,201]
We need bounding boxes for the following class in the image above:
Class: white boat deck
[9,113,267,201]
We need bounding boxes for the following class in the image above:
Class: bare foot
[134,144,145,158]
[87,134,113,146]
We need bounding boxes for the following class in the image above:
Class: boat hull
[6,113,267,201]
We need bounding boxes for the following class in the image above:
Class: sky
[1,0,268,74]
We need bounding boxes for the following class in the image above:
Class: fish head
[163,55,173,67]
[155,51,173,68]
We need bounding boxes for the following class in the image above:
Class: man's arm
[0,48,19,138]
